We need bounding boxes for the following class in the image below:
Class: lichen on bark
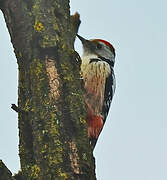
[0,0,96,179]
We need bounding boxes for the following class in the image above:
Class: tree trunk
[0,0,96,179]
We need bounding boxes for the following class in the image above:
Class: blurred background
[0,0,167,179]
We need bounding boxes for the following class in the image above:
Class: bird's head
[77,34,115,60]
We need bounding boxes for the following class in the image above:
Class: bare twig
[11,104,19,113]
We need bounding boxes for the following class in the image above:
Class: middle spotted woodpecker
[77,34,116,150]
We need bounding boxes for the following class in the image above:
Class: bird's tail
[89,138,98,150]
[87,114,103,150]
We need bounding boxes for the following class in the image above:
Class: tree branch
[0,160,14,180]
[11,104,19,113]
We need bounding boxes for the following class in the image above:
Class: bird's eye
[96,43,102,49]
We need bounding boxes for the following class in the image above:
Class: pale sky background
[0,0,167,179]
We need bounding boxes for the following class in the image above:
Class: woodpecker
[77,34,116,150]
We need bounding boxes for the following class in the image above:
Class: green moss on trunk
[1,0,96,179]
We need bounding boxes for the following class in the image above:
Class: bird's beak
[76,34,87,43]
[77,34,92,49]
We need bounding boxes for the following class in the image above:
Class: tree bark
[0,0,96,179]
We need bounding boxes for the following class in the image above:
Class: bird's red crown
[92,39,115,56]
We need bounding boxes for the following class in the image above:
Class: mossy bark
[0,0,96,179]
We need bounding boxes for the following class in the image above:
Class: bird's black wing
[102,68,116,124]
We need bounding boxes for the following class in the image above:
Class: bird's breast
[81,57,111,81]
[81,57,111,116]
